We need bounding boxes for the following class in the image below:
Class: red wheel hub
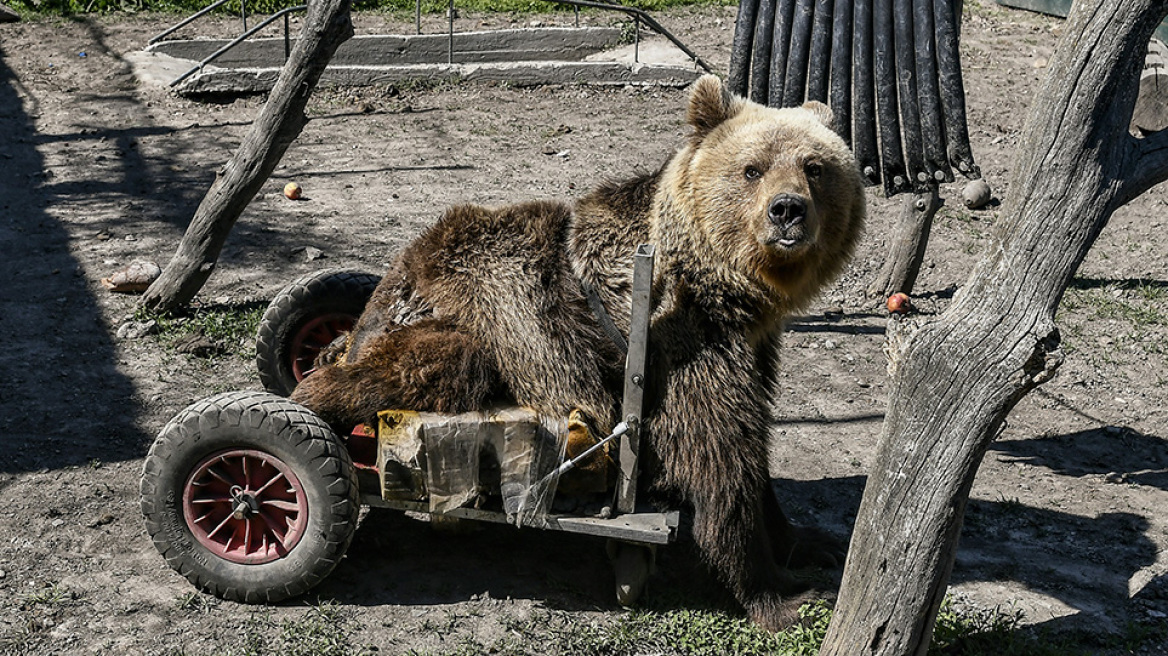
[183,449,308,564]
[290,314,356,381]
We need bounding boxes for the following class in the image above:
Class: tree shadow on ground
[991,425,1168,492]
[0,44,145,476]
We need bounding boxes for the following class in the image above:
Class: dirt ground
[1,3,1167,654]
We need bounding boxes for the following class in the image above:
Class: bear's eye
[744,166,763,181]
[804,162,823,179]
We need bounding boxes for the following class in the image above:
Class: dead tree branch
[140,0,353,312]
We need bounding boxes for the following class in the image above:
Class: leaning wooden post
[866,188,940,298]
[140,0,353,313]
[820,1,1168,654]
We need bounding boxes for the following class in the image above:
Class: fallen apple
[283,182,302,200]
[886,292,912,314]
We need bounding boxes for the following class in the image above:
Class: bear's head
[665,75,865,309]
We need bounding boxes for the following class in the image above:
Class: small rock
[1148,609,1166,619]
[962,179,992,209]
[1104,472,1127,484]
[304,246,325,262]
[51,519,64,528]
[1033,57,1048,68]
[0,570,6,579]
[175,335,221,358]
[102,260,161,293]
[87,514,115,528]
[116,320,157,340]
[824,306,844,320]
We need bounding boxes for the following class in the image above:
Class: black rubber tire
[256,269,381,396]
[140,391,360,603]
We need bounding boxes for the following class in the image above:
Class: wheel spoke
[258,511,288,546]
[253,471,287,496]
[261,499,301,513]
[205,512,235,541]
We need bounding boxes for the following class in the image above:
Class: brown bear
[290,74,865,630]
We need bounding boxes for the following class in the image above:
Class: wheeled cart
[140,245,674,606]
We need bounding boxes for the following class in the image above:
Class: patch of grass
[227,601,377,656]
[136,302,264,359]
[21,583,75,608]
[173,590,219,614]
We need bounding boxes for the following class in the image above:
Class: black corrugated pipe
[781,0,815,106]
[750,0,778,103]
[729,0,761,97]
[913,0,952,182]
[893,0,928,191]
[933,0,979,177]
[851,0,879,184]
[768,0,797,106]
[829,0,854,145]
[805,0,834,103]
[874,0,909,195]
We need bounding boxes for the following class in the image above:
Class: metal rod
[448,0,454,65]
[634,16,640,63]
[767,0,795,107]
[804,0,832,103]
[148,0,233,45]
[749,0,776,103]
[284,12,290,61]
[828,0,853,145]
[729,0,760,96]
[873,0,909,195]
[240,0,248,32]
[575,4,579,27]
[781,0,813,107]
[912,0,951,182]
[893,0,927,191]
[169,5,308,88]
[934,0,978,177]
[551,0,715,73]
[851,0,879,184]
[551,423,629,478]
[416,0,421,34]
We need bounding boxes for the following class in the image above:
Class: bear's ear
[800,100,835,132]
[687,75,742,141]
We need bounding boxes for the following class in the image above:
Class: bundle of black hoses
[728,0,982,197]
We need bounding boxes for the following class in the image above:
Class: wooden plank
[616,244,655,515]
[364,496,679,544]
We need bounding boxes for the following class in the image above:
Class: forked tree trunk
[140,0,353,312]
[820,1,1168,654]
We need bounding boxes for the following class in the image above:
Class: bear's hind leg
[290,317,503,431]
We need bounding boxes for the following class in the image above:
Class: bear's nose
[768,194,807,228]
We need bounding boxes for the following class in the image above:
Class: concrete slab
[132,27,703,94]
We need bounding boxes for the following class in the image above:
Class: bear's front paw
[745,589,825,632]
[778,525,847,569]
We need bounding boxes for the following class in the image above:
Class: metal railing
[148,0,712,89]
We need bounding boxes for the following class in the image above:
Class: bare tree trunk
[867,189,940,298]
[140,0,353,313]
[820,1,1168,654]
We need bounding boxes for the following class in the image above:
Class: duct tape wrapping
[376,408,569,527]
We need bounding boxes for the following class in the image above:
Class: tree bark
[867,188,940,298]
[820,1,1168,654]
[140,0,354,313]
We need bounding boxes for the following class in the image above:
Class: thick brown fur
[291,75,865,631]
